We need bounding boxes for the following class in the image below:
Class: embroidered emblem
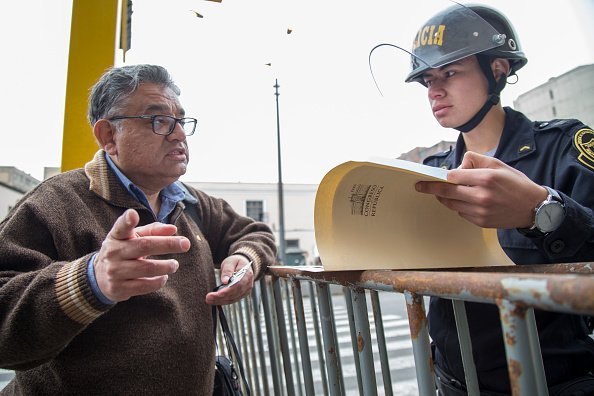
[574,128,594,171]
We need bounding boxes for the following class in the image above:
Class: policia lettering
[412,24,445,50]
[574,128,594,171]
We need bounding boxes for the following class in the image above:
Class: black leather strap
[212,303,251,396]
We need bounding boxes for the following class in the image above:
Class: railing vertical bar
[404,291,435,396]
[285,278,304,396]
[227,304,239,357]
[451,299,480,395]
[497,299,540,396]
[269,276,287,394]
[317,283,343,396]
[231,303,242,358]
[327,288,346,393]
[252,284,270,396]
[245,294,261,394]
[343,287,364,396]
[237,299,251,389]
[261,277,283,395]
[351,288,378,395]
[216,311,227,356]
[237,303,246,361]
[292,279,316,395]
[273,277,296,396]
[526,308,548,396]
[370,290,393,396]
[309,281,329,396]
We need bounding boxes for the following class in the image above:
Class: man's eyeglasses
[108,115,197,136]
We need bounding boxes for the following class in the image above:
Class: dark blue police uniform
[423,107,594,393]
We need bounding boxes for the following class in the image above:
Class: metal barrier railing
[219,262,594,396]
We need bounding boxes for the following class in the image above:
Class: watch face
[535,202,565,233]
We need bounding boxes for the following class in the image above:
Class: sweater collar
[84,150,196,214]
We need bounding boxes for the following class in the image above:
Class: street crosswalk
[252,293,420,396]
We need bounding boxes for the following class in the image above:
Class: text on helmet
[412,25,445,50]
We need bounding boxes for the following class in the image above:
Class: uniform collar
[493,107,537,164]
[442,107,536,169]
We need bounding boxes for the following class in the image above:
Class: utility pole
[274,79,287,265]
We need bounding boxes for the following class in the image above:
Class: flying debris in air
[204,0,222,2]
[190,10,204,18]
[287,28,293,34]
[265,63,272,66]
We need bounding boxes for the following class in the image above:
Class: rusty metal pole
[351,288,378,395]
[317,283,343,395]
[404,292,435,396]
[497,299,547,396]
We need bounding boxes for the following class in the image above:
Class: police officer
[403,3,594,395]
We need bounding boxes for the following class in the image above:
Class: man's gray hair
[88,64,181,125]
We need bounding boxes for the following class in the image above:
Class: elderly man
[0,64,276,394]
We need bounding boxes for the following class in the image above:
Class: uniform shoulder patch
[573,128,594,171]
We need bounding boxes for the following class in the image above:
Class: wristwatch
[519,186,565,237]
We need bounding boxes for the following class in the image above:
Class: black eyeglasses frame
[108,114,197,136]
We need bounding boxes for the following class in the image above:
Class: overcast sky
[2,0,593,184]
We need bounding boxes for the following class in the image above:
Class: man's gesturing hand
[94,209,191,302]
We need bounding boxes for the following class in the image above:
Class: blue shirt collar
[104,153,187,223]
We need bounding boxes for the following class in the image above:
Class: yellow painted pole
[61,0,119,172]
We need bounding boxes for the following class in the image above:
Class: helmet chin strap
[455,56,507,133]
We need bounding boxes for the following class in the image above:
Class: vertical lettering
[428,25,435,45]
[413,30,421,50]
[434,25,445,46]
[421,26,430,46]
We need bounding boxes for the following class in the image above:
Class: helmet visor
[408,4,505,80]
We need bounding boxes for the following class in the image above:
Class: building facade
[186,181,318,265]
[513,64,594,127]
[398,140,455,163]
[0,167,40,220]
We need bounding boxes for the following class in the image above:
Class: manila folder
[314,159,514,271]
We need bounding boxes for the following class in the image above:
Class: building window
[286,239,300,248]
[246,200,264,222]
[552,106,557,117]
[549,89,554,99]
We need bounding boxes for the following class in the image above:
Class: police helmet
[405,3,528,85]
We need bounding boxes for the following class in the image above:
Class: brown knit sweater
[0,150,276,395]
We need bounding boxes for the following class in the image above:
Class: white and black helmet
[405,3,528,85]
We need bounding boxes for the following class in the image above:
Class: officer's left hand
[205,255,254,305]
[415,151,548,229]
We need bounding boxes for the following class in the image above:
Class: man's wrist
[87,254,116,305]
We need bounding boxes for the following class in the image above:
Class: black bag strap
[212,304,251,396]
[182,184,250,394]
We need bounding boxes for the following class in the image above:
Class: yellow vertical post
[61,0,119,173]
